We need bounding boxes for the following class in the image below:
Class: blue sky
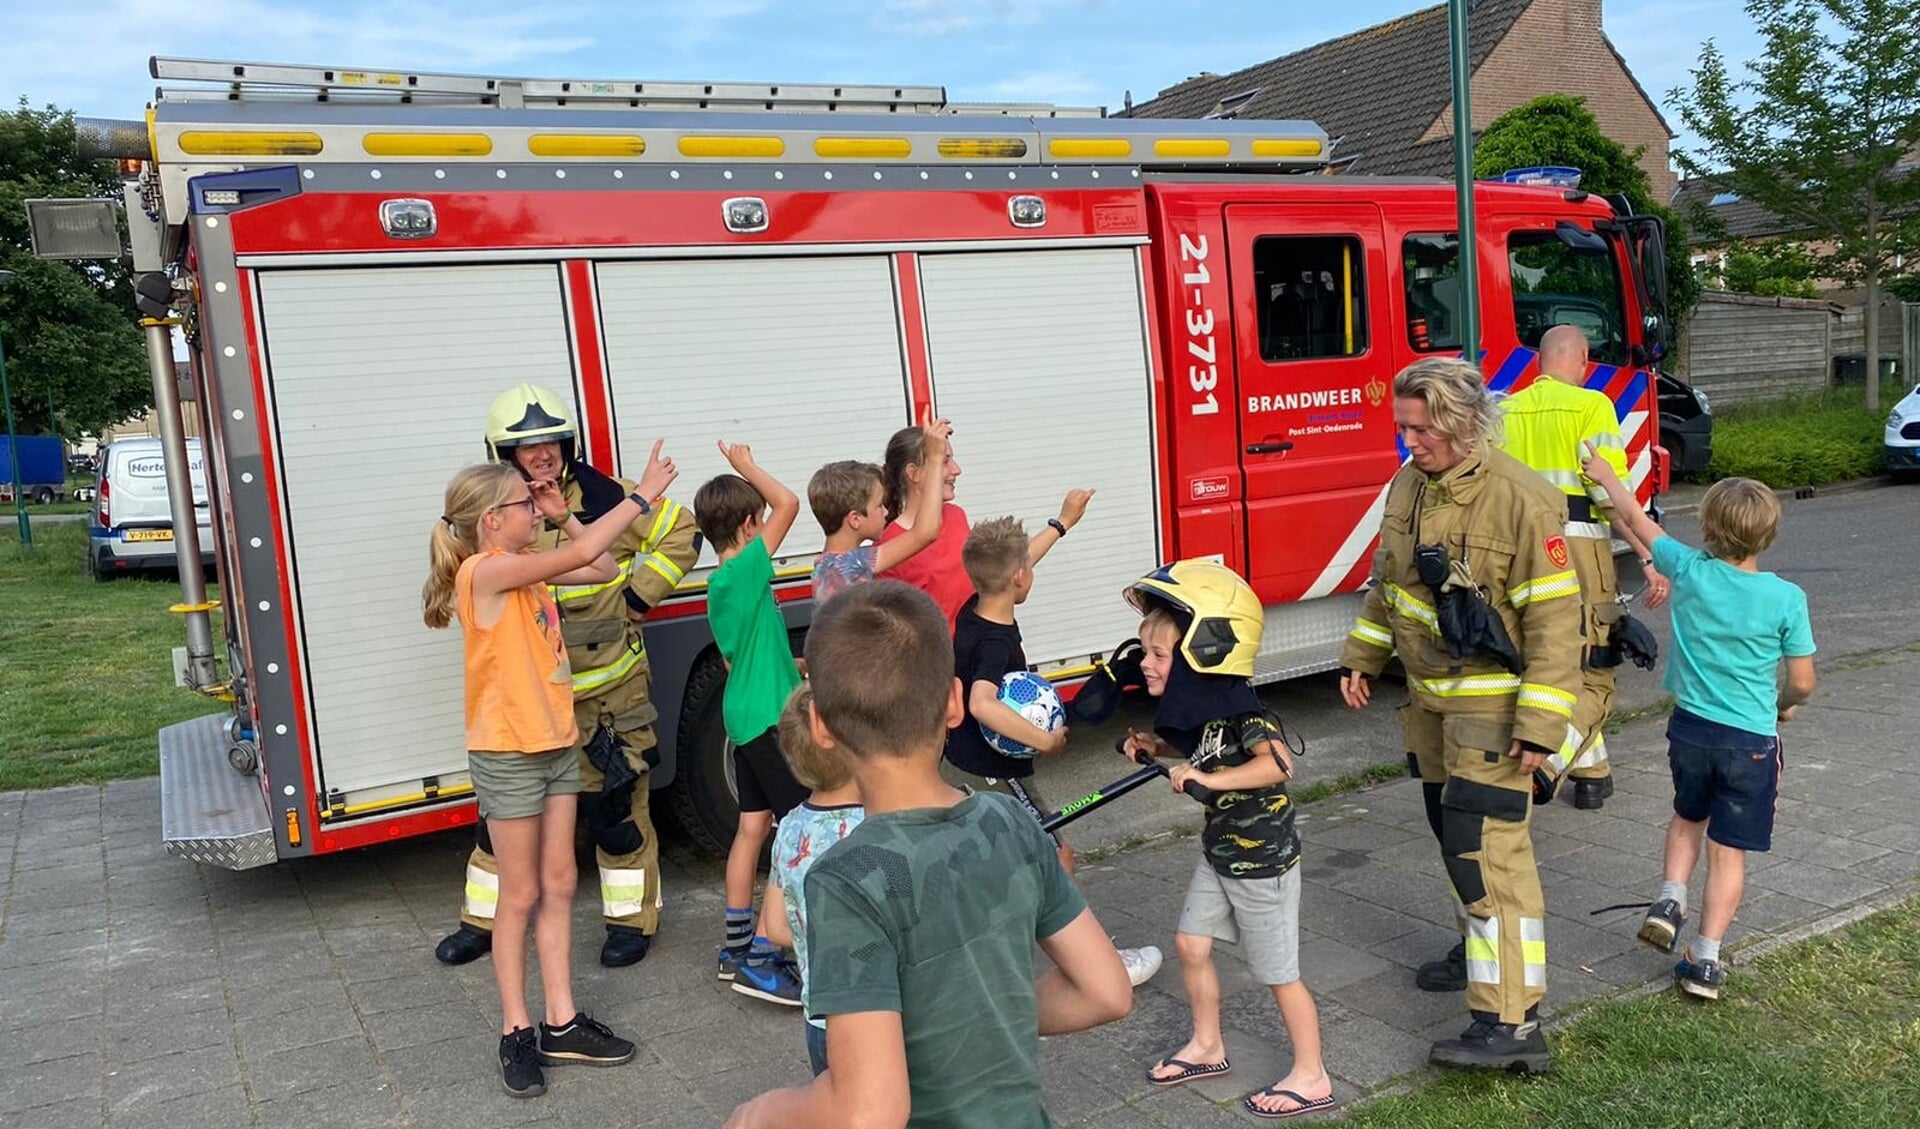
[8,0,1750,149]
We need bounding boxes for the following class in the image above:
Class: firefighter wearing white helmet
[435,383,698,969]
[1338,356,1583,1074]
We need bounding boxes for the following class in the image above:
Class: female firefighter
[1337,357,1583,1074]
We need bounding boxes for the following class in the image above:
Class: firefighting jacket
[534,466,698,702]
[1339,445,1584,752]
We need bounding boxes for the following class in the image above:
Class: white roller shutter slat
[596,256,910,569]
[257,264,574,798]
[919,249,1159,665]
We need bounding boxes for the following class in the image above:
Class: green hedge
[1684,387,1886,488]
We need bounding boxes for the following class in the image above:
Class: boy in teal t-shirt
[1583,453,1816,1002]
[696,440,806,1006]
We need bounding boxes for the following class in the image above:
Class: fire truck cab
[99,58,1668,867]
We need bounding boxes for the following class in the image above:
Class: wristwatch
[627,491,654,516]
[1047,517,1068,538]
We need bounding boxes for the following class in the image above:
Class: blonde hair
[1700,477,1781,561]
[962,515,1028,595]
[777,684,851,791]
[422,463,522,629]
[1139,606,1180,645]
[1393,357,1502,453]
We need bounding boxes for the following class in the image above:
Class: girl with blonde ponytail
[422,440,677,1097]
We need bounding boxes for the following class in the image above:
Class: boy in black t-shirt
[1120,561,1336,1121]
[944,516,1163,988]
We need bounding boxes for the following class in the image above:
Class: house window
[1508,230,1628,365]
[1252,236,1369,361]
[1403,233,1462,352]
[1709,191,1741,206]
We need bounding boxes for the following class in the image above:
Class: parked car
[90,437,215,581]
[1658,370,1714,477]
[1887,383,1920,482]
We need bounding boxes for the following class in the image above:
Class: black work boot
[1415,941,1467,992]
[1429,1016,1554,1073]
[600,925,653,968]
[1573,777,1615,810]
[434,923,492,965]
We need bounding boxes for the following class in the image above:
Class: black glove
[1616,614,1660,671]
[583,721,639,796]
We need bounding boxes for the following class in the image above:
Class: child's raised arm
[1029,488,1094,568]
[474,441,678,596]
[1579,442,1664,555]
[720,440,801,557]
[873,418,952,573]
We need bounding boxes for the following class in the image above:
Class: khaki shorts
[469,748,581,821]
[1177,858,1303,985]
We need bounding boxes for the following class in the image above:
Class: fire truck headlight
[379,199,437,240]
[724,197,770,234]
[1008,195,1047,229]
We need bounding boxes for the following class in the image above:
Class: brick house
[1125,0,1676,201]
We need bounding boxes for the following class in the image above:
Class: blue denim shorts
[1666,707,1783,851]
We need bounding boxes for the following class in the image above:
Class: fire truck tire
[663,652,739,858]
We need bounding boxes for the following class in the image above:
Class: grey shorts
[469,748,582,821]
[1177,859,1302,985]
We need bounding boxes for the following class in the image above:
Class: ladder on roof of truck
[144,56,1331,176]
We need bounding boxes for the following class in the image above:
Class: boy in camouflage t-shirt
[724,582,1134,1129]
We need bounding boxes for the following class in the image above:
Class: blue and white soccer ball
[981,671,1065,759]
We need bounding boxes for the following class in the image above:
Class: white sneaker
[1119,944,1163,986]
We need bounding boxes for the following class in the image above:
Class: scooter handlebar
[1113,737,1214,805]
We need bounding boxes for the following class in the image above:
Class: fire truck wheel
[663,652,739,857]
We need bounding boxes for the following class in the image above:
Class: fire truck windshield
[1508,231,1629,364]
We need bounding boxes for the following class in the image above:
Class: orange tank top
[455,549,578,753]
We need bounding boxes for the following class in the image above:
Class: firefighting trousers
[1403,699,1547,1024]
[1564,531,1619,783]
[460,697,664,936]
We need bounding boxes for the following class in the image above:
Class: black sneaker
[1415,941,1467,992]
[1572,777,1615,810]
[1428,1018,1554,1074]
[538,1012,636,1066]
[1638,898,1686,953]
[434,922,492,965]
[1675,955,1726,1000]
[499,1026,545,1097]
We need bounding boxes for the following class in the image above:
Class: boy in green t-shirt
[697,440,807,1006]
[724,581,1134,1129]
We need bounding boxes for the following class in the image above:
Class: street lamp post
[0,269,30,551]
[1447,0,1481,361]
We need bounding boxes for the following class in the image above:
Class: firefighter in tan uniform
[1499,326,1668,812]
[1339,358,1583,1073]
[435,384,699,969]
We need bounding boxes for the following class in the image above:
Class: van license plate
[126,529,174,542]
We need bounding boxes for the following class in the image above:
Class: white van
[89,437,215,581]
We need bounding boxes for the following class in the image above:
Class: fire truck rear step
[160,713,277,870]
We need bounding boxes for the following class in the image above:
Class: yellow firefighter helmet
[1124,559,1264,679]
[485,383,578,464]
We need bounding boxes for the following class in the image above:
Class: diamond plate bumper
[160,713,278,870]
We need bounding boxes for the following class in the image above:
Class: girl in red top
[422,444,673,1098]
[878,424,1096,627]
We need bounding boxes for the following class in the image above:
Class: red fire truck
[98,57,1670,867]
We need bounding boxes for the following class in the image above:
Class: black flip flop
[1146,1056,1231,1087]
[1243,1086,1339,1120]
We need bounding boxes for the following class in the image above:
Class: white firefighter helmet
[1124,559,1264,679]
[485,383,578,464]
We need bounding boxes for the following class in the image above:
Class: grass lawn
[1686,386,1887,488]
[1345,896,1920,1128]
[0,522,224,791]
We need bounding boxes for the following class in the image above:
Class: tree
[1474,93,1703,341]
[0,101,150,438]
[1671,0,1920,411]
[1715,241,1821,298]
